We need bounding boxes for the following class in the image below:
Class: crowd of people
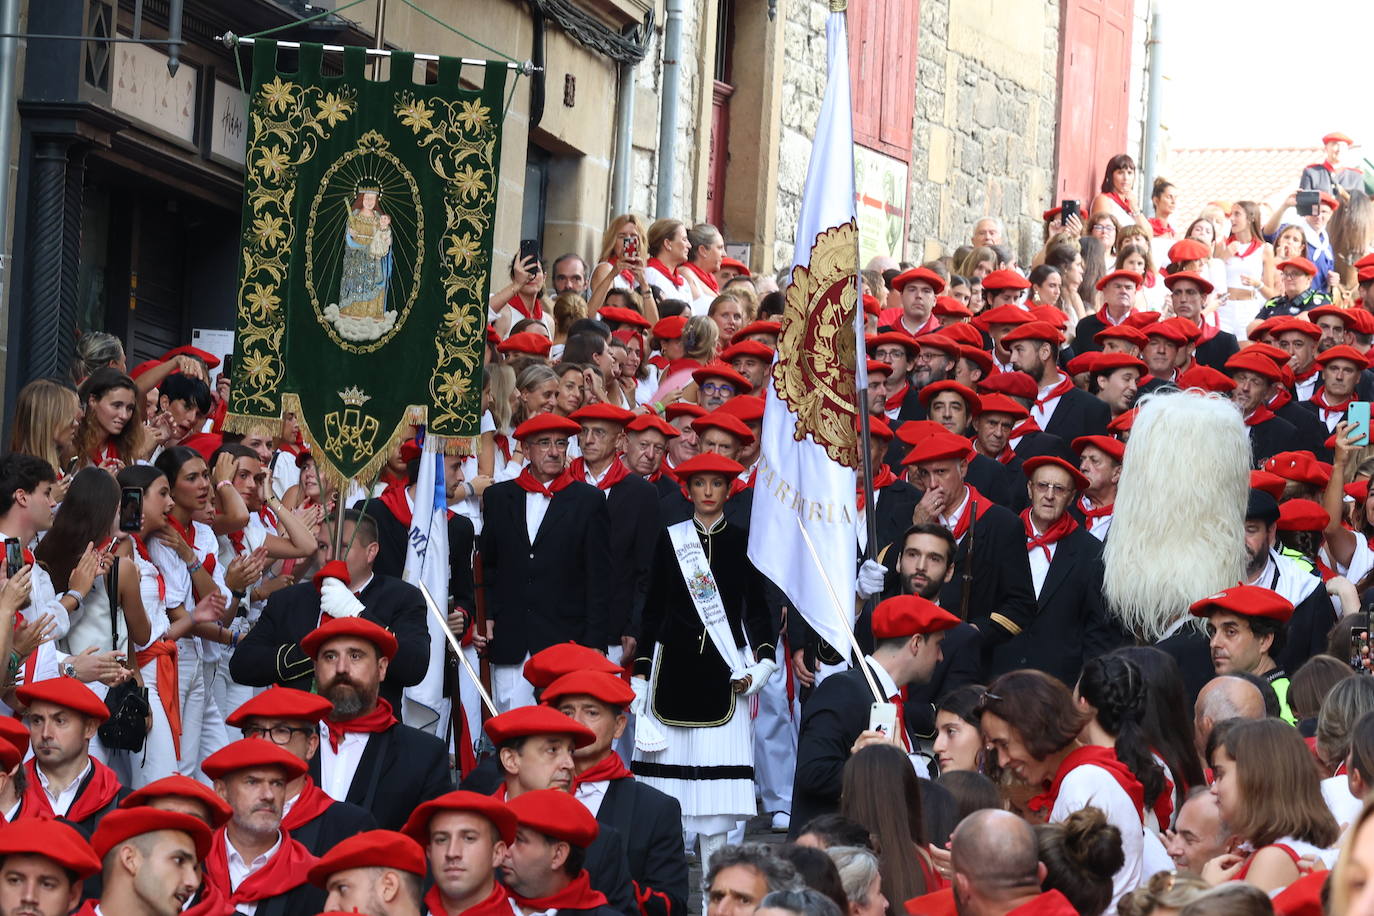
[7,136,1374,916]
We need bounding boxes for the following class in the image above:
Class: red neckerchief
[1035,374,1074,410]
[647,257,685,288]
[379,468,405,490]
[494,433,513,462]
[993,444,1017,465]
[135,640,182,757]
[203,828,316,906]
[209,399,228,434]
[19,758,121,823]
[857,466,897,512]
[1312,386,1351,421]
[166,515,216,581]
[258,504,278,529]
[889,686,911,751]
[512,870,609,912]
[515,467,577,498]
[663,357,702,379]
[884,383,909,413]
[1295,362,1319,383]
[945,485,993,543]
[1268,388,1292,410]
[281,777,334,831]
[1142,271,1158,289]
[567,456,631,491]
[1094,304,1132,328]
[379,482,414,527]
[609,258,637,287]
[1226,234,1261,260]
[1244,404,1277,427]
[89,442,120,466]
[1022,510,1078,561]
[1190,318,1219,343]
[130,534,167,603]
[572,751,634,791]
[427,881,514,916]
[1010,416,1040,440]
[1027,745,1144,822]
[227,530,246,555]
[1147,217,1175,238]
[1105,191,1133,215]
[507,293,544,322]
[324,697,397,753]
[1078,496,1114,521]
[681,261,720,293]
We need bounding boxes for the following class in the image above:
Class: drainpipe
[610,56,636,216]
[0,0,18,288]
[654,0,683,218]
[1141,4,1164,214]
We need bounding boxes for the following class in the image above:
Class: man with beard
[200,739,321,916]
[401,792,517,916]
[622,413,678,483]
[309,830,427,916]
[1090,353,1145,418]
[912,334,960,392]
[302,616,450,830]
[84,808,212,916]
[0,817,99,916]
[1223,351,1304,464]
[1241,490,1334,676]
[1004,321,1109,444]
[789,592,960,836]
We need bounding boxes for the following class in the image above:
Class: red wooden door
[707,80,733,229]
[1056,0,1134,205]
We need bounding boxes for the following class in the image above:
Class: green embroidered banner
[226,40,507,484]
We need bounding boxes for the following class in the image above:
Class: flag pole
[796,517,885,705]
[418,581,499,717]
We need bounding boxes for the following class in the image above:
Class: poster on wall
[854,145,908,267]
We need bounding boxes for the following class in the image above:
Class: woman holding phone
[588,214,655,319]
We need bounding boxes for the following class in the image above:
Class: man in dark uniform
[1300,345,1365,437]
[1167,272,1238,370]
[230,511,430,712]
[790,594,960,838]
[1255,258,1330,321]
[1004,320,1110,444]
[1089,352,1146,419]
[224,686,376,856]
[860,416,921,552]
[868,331,920,423]
[919,380,1015,507]
[975,372,1075,465]
[504,790,626,916]
[1072,270,1141,356]
[1224,351,1303,466]
[1299,132,1364,195]
[479,413,612,712]
[623,412,679,485]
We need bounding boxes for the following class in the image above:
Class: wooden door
[1056,0,1134,204]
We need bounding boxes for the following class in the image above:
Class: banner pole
[795,517,885,705]
[419,581,498,717]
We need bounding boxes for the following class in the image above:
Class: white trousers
[176,640,207,782]
[491,659,535,713]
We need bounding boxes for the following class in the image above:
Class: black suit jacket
[965,453,1017,507]
[480,479,613,664]
[604,475,663,641]
[658,485,755,531]
[290,797,378,857]
[1248,415,1299,467]
[1156,626,1215,706]
[355,496,475,613]
[1013,429,1076,465]
[600,778,688,916]
[252,882,325,916]
[306,722,452,830]
[1276,398,1331,457]
[1194,332,1240,370]
[229,575,430,711]
[1042,387,1111,445]
[584,825,639,916]
[989,528,1126,683]
[872,478,921,551]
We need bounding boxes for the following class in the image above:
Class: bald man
[1193,675,1265,756]
[950,809,1075,915]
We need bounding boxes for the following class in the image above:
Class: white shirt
[937,488,971,542]
[1323,774,1363,831]
[37,758,92,817]
[1050,763,1144,915]
[525,489,552,543]
[0,528,68,637]
[227,831,283,916]
[1025,522,1057,596]
[1030,374,1070,428]
[582,461,612,491]
[1296,372,1319,402]
[575,778,610,817]
[318,725,369,800]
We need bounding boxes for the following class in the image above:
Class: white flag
[401,434,450,734]
[747,7,862,657]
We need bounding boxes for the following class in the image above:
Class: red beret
[625,413,679,438]
[1270,318,1321,341]
[1167,239,1212,264]
[932,297,973,319]
[1096,270,1142,291]
[514,414,581,442]
[866,358,893,377]
[1320,192,1340,212]
[542,670,636,708]
[1277,257,1318,276]
[732,320,781,344]
[226,686,334,728]
[901,432,974,467]
[1108,409,1137,434]
[1189,585,1294,625]
[1243,342,1292,366]
[506,788,600,848]
[664,403,708,422]
[202,738,308,781]
[1001,321,1065,347]
[312,560,351,594]
[295,447,315,469]
[162,345,221,369]
[0,817,100,877]
[865,416,895,441]
[975,393,1030,420]
[1023,455,1091,490]
[691,412,756,446]
[717,396,765,424]
[1360,266,1374,283]
[1225,350,1285,384]
[866,331,919,356]
[862,293,882,316]
[892,267,946,294]
[1316,345,1369,369]
[301,616,399,662]
[597,306,651,329]
[894,419,952,448]
[1277,499,1330,533]
[1249,317,1288,341]
[1250,470,1288,499]
[497,332,553,358]
[1323,132,1354,145]
[1308,304,1354,327]
[1072,435,1125,463]
[1091,352,1147,377]
[972,305,1033,331]
[980,269,1031,292]
[672,452,746,481]
[523,643,622,688]
[119,773,234,828]
[1094,325,1149,348]
[977,371,1038,400]
[871,596,961,639]
[692,361,751,391]
[130,359,161,380]
[918,380,981,412]
[721,256,751,277]
[1264,451,1332,487]
[0,716,29,759]
[1029,305,1070,330]
[1271,870,1328,916]
[1140,321,1188,346]
[652,315,688,340]
[1162,271,1215,296]
[720,340,775,363]
[486,325,501,347]
[1123,311,1162,330]
[569,403,635,426]
[1349,310,1374,338]
[1347,479,1371,502]
[941,323,985,347]
[1042,206,1062,221]
[958,346,995,377]
[401,790,519,846]
[91,807,213,861]
[1178,365,1235,393]
[15,678,109,722]
[483,706,595,748]
[0,731,18,772]
[308,829,426,887]
[916,333,962,357]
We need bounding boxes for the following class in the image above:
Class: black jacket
[658,485,754,531]
[989,527,1127,683]
[1276,397,1332,457]
[1248,414,1299,467]
[599,777,688,916]
[249,883,325,916]
[603,474,665,641]
[870,478,921,552]
[289,796,378,857]
[965,453,1018,508]
[1193,332,1240,371]
[355,495,475,613]
[1042,387,1111,445]
[904,622,983,742]
[229,575,430,711]
[479,479,613,664]
[1156,625,1215,706]
[306,722,452,830]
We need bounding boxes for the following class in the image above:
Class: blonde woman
[477,364,520,486]
[651,314,718,404]
[9,379,81,483]
[550,292,587,360]
[589,214,656,319]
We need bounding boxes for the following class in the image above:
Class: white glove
[320,577,365,618]
[630,677,668,752]
[737,657,779,698]
[856,558,887,599]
